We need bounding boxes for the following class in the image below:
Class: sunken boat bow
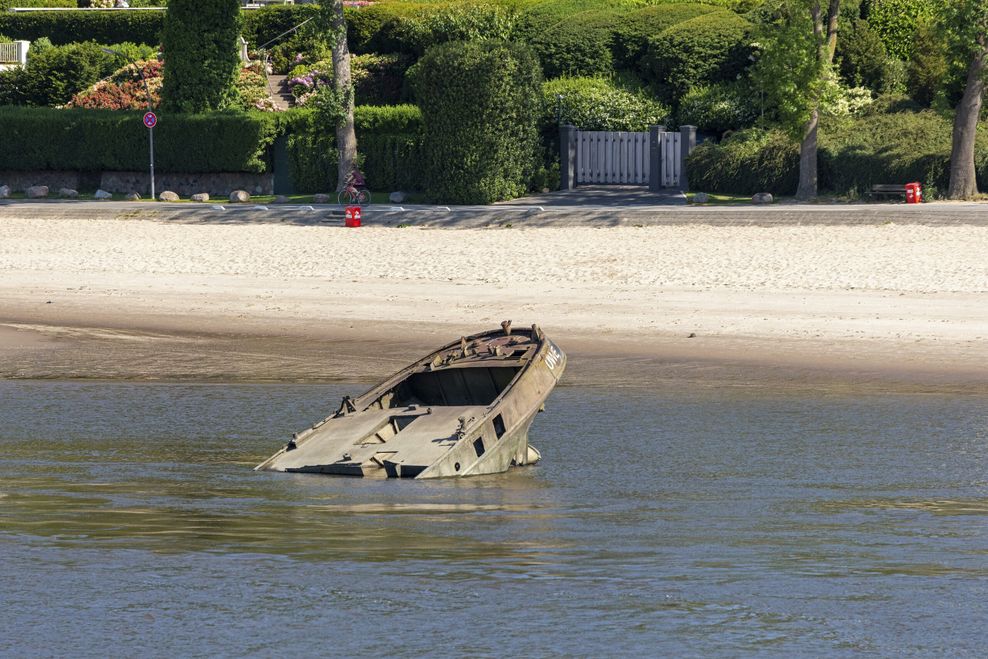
[255,323,566,479]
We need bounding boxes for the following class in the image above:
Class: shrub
[68,59,163,110]
[819,110,988,194]
[0,107,277,173]
[837,17,888,91]
[643,10,752,104]
[241,5,319,50]
[611,3,723,68]
[355,3,514,57]
[278,104,425,193]
[523,10,621,79]
[411,39,542,204]
[686,128,799,195]
[543,77,670,132]
[0,10,165,45]
[687,111,988,196]
[352,52,412,105]
[865,0,933,60]
[161,0,242,113]
[676,80,760,135]
[0,39,139,107]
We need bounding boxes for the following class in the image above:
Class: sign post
[143,111,157,200]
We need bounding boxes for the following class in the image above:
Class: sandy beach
[1,205,987,390]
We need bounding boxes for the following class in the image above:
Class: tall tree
[314,2,357,193]
[945,0,988,199]
[161,0,242,113]
[752,0,841,200]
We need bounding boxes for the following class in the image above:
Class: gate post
[649,125,664,192]
[679,125,697,192]
[559,124,577,190]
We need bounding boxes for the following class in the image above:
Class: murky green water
[2,381,987,656]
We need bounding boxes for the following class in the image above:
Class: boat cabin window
[390,367,519,407]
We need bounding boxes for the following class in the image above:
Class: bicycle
[338,169,371,206]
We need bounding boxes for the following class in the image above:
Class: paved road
[2,197,987,228]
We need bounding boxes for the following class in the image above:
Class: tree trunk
[948,37,986,200]
[331,0,357,193]
[796,108,819,200]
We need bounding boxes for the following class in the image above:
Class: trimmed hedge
[0,9,165,45]
[523,10,621,79]
[160,0,242,113]
[643,10,752,103]
[0,107,277,172]
[612,3,723,68]
[411,39,542,204]
[0,6,317,47]
[279,104,425,193]
[687,129,799,196]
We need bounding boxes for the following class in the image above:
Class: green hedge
[0,6,316,47]
[279,104,425,193]
[643,10,752,103]
[523,10,621,79]
[686,112,988,197]
[411,39,541,203]
[544,77,669,132]
[0,9,165,45]
[0,107,277,172]
[612,3,723,68]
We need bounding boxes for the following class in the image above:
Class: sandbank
[1,205,986,392]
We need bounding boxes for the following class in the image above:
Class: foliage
[543,77,670,131]
[905,16,949,107]
[837,17,887,90]
[687,128,799,194]
[0,0,75,7]
[68,59,163,110]
[0,9,165,45]
[0,106,277,173]
[352,52,412,104]
[0,39,153,107]
[687,110,988,195]
[611,3,723,68]
[350,2,514,57]
[865,0,933,60]
[160,0,242,113]
[749,2,831,137]
[410,39,542,204]
[642,10,752,104]
[278,104,425,193]
[676,80,760,134]
[521,10,621,79]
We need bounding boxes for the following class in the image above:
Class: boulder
[58,188,79,199]
[0,185,10,199]
[159,191,180,202]
[125,192,141,201]
[388,191,408,204]
[94,189,113,200]
[25,185,49,199]
[752,192,774,205]
[693,192,710,204]
[229,190,250,203]
[191,193,210,203]
[313,193,332,204]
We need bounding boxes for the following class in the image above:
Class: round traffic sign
[143,112,157,129]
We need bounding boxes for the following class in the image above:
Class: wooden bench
[867,183,908,200]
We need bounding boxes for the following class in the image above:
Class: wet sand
[1,209,987,391]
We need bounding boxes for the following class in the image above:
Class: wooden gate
[574,131,650,185]
[566,127,692,190]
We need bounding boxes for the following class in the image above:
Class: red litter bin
[905,182,922,204]
[344,206,362,227]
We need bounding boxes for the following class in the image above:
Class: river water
[1,380,987,656]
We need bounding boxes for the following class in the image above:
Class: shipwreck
[255,321,566,479]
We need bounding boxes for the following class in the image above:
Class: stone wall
[0,171,274,196]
